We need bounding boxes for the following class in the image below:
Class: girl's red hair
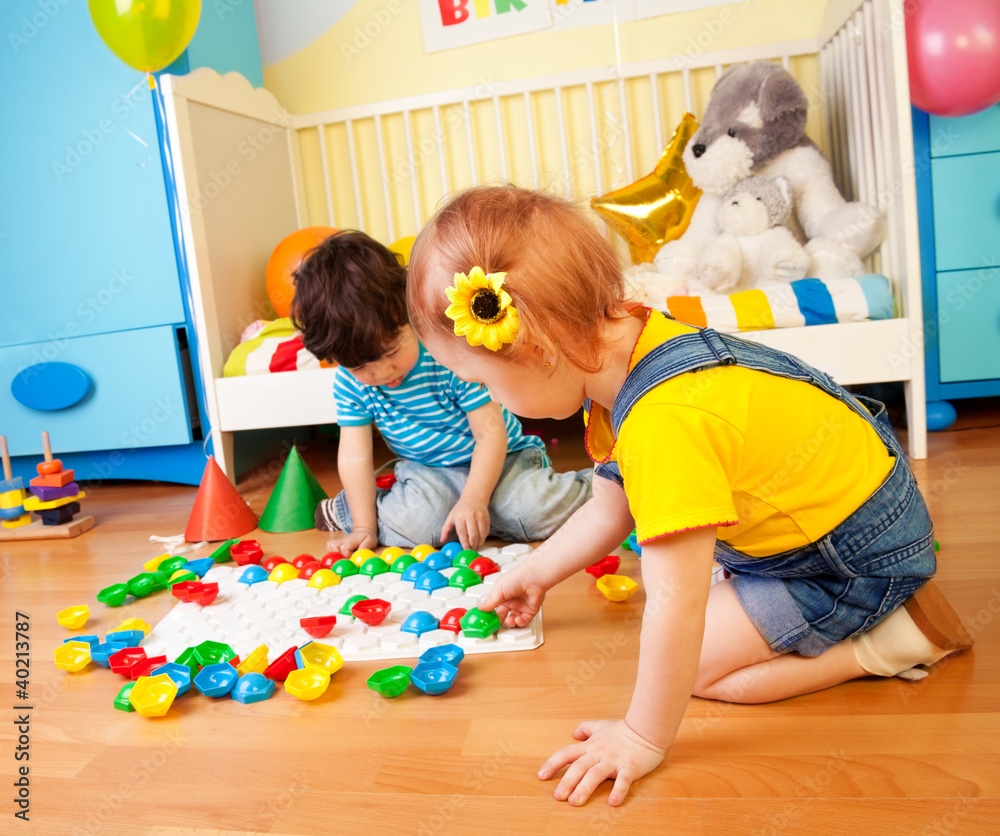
[407,185,628,373]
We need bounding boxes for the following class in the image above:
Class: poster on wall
[549,0,640,31]
[635,0,746,18]
[419,0,552,53]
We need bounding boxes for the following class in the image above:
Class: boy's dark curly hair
[289,230,408,368]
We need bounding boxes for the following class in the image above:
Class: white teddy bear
[693,175,810,294]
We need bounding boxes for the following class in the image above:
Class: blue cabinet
[913,105,1000,430]
[0,0,261,484]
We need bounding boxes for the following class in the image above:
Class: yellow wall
[264,0,828,114]
[262,1,831,244]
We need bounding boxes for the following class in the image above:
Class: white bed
[161,0,927,483]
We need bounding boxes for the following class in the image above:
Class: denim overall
[592,327,936,657]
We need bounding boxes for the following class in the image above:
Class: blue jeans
[324,447,593,548]
[592,326,935,657]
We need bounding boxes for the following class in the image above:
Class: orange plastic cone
[185,456,259,542]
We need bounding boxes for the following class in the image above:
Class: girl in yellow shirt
[407,185,972,808]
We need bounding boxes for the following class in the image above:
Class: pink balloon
[906,0,1000,117]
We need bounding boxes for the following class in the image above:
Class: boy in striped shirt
[291,231,592,556]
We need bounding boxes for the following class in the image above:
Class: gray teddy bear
[650,61,883,290]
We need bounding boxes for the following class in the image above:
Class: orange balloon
[266,227,338,317]
[591,113,702,264]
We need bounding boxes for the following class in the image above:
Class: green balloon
[89,0,201,73]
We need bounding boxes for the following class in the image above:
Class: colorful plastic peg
[367,665,412,698]
[585,555,621,579]
[300,615,338,638]
[410,661,458,695]
[401,611,439,635]
[284,667,331,701]
[236,645,270,676]
[295,642,344,675]
[459,608,501,639]
[468,557,500,578]
[53,641,92,672]
[230,540,264,565]
[109,647,147,678]
[596,574,638,602]
[419,643,465,667]
[306,569,341,589]
[96,583,129,607]
[351,598,391,626]
[268,563,300,584]
[264,646,300,681]
[230,672,276,704]
[56,605,90,629]
[439,608,467,634]
[129,674,179,717]
[194,662,239,697]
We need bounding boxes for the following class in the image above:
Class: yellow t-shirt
[586,310,894,557]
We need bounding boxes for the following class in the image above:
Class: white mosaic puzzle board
[142,544,543,663]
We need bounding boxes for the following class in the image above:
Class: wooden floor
[2,402,998,836]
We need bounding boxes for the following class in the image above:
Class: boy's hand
[440,498,490,551]
[332,526,378,557]
[539,719,666,807]
[478,562,548,628]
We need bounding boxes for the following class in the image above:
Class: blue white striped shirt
[334,343,544,467]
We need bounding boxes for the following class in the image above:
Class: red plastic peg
[300,615,338,638]
[291,553,316,570]
[261,555,288,572]
[109,647,147,678]
[297,560,322,579]
[129,655,168,680]
[468,557,500,578]
[264,646,299,681]
[585,555,621,579]
[351,598,391,626]
[439,608,467,634]
[171,581,201,602]
[320,551,344,569]
[230,540,264,565]
[193,582,219,606]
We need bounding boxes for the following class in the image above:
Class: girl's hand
[540,720,667,807]
[478,563,548,628]
[331,526,378,557]
[440,498,490,551]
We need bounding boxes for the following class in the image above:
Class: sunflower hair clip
[445,266,520,352]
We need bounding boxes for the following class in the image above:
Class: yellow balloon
[89,0,202,74]
[389,235,416,266]
[591,113,702,265]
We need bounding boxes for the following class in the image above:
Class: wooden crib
[161,0,927,482]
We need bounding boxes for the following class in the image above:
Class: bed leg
[213,431,237,484]
[904,378,928,460]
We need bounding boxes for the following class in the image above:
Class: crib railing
[291,41,818,243]
[291,1,915,316]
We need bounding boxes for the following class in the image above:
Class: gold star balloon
[591,112,702,264]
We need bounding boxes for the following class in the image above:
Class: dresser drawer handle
[11,362,92,411]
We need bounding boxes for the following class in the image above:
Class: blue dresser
[913,105,1000,430]
[0,1,261,484]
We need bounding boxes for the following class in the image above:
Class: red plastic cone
[185,456,259,542]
